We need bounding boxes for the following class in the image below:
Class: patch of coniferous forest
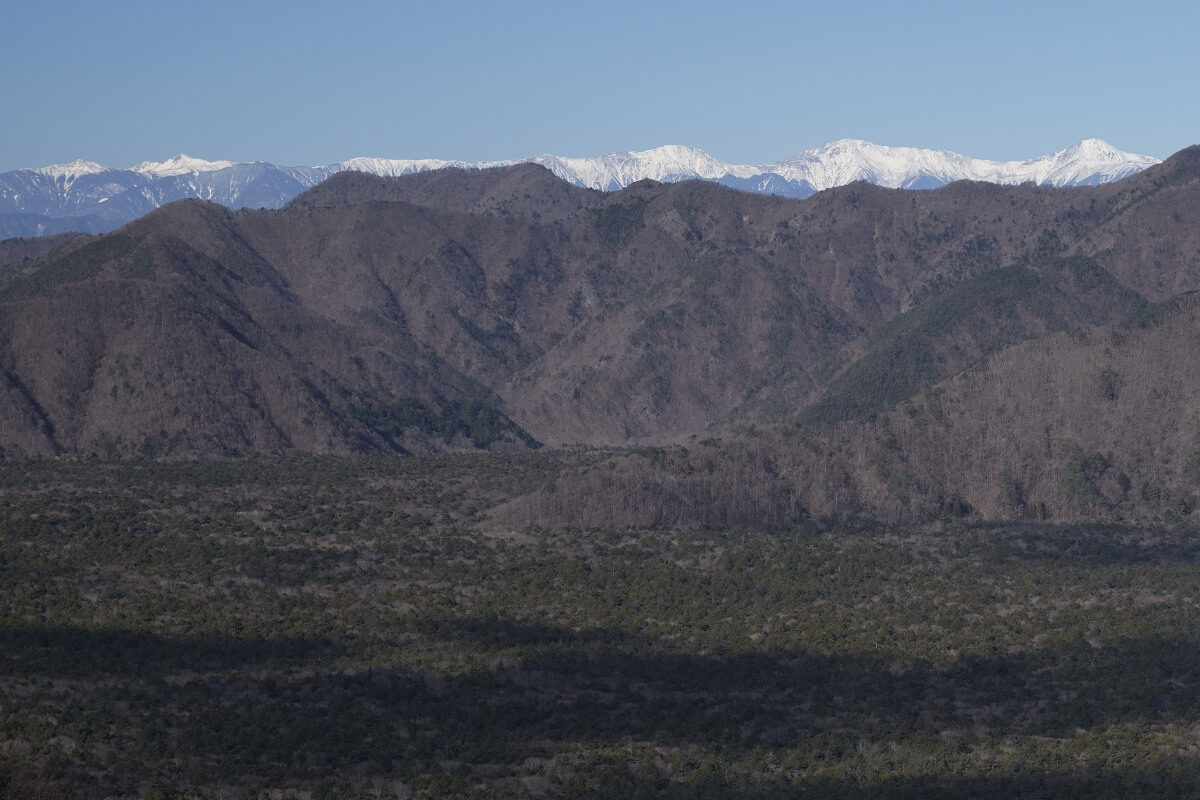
[4,455,1200,799]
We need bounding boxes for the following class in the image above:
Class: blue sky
[3,0,1197,172]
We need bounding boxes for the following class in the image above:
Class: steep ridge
[502,292,1200,528]
[1073,145,1200,298]
[764,138,1158,192]
[848,291,1200,521]
[0,201,536,458]
[2,148,1200,458]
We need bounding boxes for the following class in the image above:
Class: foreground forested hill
[4,457,1200,798]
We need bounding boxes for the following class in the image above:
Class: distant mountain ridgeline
[3,145,1200,525]
[0,139,1159,238]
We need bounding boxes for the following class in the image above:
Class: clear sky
[3,0,1197,172]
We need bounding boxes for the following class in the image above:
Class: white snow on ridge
[526,145,762,191]
[130,154,238,177]
[433,138,1159,195]
[758,138,1160,192]
[8,139,1162,239]
[24,139,1160,197]
[767,140,979,190]
[33,159,111,180]
[331,157,479,178]
[996,138,1160,186]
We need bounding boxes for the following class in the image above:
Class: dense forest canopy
[3,457,1200,797]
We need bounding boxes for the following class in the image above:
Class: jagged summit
[31,159,110,180]
[765,138,1158,191]
[527,144,761,190]
[1021,139,1159,185]
[332,156,469,177]
[0,139,1165,238]
[130,154,238,178]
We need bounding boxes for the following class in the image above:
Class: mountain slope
[0,201,537,458]
[501,290,1200,529]
[2,147,1199,458]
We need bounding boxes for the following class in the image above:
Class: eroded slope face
[0,201,535,458]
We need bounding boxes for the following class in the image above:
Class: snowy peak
[331,157,474,178]
[527,145,761,190]
[511,138,1161,196]
[1072,138,1123,158]
[1015,139,1160,186]
[130,154,238,178]
[760,138,1159,192]
[768,140,975,190]
[1,139,1165,238]
[32,159,112,180]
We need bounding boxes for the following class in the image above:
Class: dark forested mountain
[0,201,537,458]
[2,147,1200,480]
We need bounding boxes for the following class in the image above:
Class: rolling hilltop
[3,146,1200,520]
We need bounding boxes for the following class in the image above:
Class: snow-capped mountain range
[0,139,1160,238]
